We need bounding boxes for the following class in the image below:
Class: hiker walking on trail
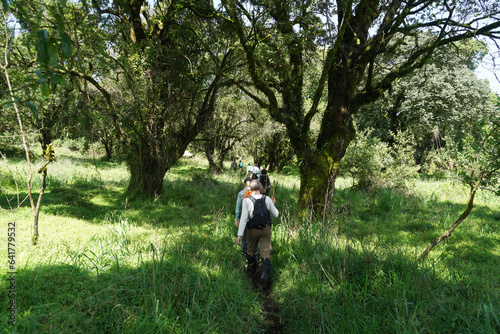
[246,163,253,176]
[230,160,237,172]
[252,164,260,176]
[259,169,271,195]
[235,177,251,255]
[236,180,279,289]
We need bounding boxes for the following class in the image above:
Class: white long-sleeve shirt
[237,194,279,236]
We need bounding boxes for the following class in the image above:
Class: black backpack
[259,174,270,189]
[247,195,271,229]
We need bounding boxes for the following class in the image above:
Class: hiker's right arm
[237,199,249,236]
[235,191,243,225]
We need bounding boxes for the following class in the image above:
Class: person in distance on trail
[246,163,253,176]
[230,160,237,172]
[259,169,271,195]
[236,180,279,289]
[252,164,260,175]
[234,177,251,256]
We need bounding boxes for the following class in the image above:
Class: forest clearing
[1,145,499,333]
[2,0,500,332]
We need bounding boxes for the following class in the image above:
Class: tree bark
[32,164,50,245]
[100,136,113,161]
[38,127,53,152]
[126,139,170,198]
[206,151,224,175]
[297,123,355,215]
[298,56,358,214]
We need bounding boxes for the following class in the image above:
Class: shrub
[341,128,418,190]
[382,130,420,189]
[341,128,391,189]
[421,147,455,177]
[65,138,87,152]
[281,165,300,176]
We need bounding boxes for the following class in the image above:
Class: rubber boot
[241,237,248,257]
[261,258,271,289]
[246,254,257,278]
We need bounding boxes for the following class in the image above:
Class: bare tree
[0,10,55,244]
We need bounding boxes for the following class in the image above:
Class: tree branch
[305,0,353,130]
[418,174,483,262]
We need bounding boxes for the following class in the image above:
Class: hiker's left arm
[235,191,243,224]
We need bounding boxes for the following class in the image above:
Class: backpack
[247,195,271,229]
[259,174,270,189]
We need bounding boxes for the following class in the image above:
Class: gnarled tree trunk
[127,143,170,197]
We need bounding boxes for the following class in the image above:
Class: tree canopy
[2,0,499,213]
[215,0,500,214]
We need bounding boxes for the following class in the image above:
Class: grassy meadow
[1,143,500,333]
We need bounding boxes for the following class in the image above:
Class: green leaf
[36,30,49,65]
[47,37,58,66]
[26,102,38,120]
[41,83,51,96]
[60,32,73,59]
[49,72,63,85]
[1,0,8,13]
[55,14,64,27]
[55,13,64,27]
[58,0,67,7]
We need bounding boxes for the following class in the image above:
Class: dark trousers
[247,226,271,260]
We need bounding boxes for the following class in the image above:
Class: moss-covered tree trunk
[127,139,169,197]
[298,78,356,214]
[207,153,224,175]
[38,127,53,152]
[127,161,167,198]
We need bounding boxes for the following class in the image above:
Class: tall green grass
[272,182,500,333]
[1,145,499,333]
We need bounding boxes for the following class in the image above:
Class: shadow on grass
[0,187,124,222]
[1,162,299,231]
[272,232,500,333]
[54,152,124,168]
[0,216,266,334]
[1,258,262,333]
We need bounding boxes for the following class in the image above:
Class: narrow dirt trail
[250,268,286,333]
